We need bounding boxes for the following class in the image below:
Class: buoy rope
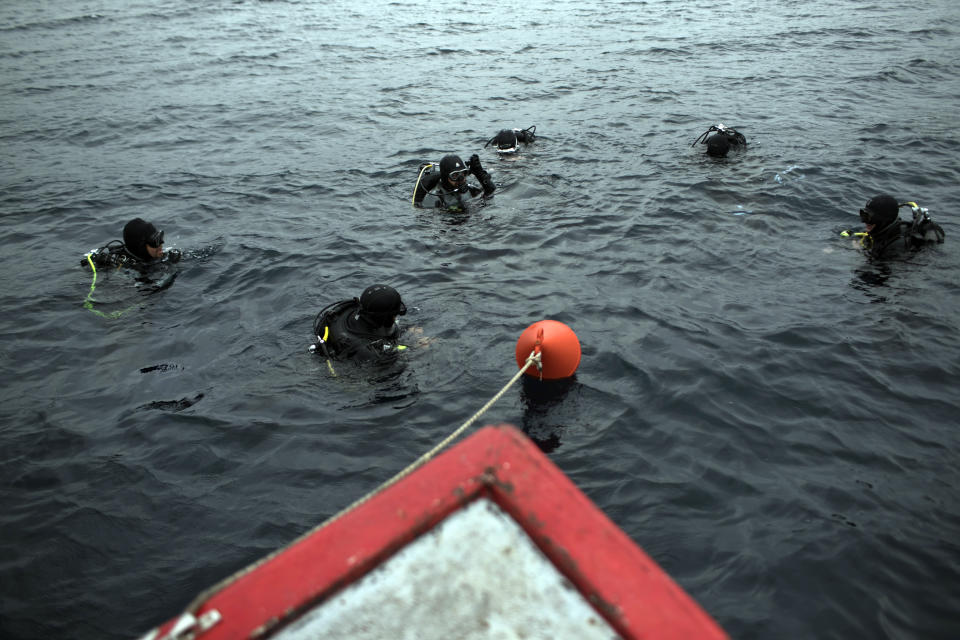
[183,349,543,617]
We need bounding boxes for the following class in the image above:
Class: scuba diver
[692,123,747,157]
[484,126,536,155]
[842,194,945,259]
[81,218,182,317]
[84,218,181,270]
[412,153,495,210]
[311,284,409,363]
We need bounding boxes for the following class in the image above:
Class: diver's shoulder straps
[413,164,441,206]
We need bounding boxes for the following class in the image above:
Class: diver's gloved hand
[166,249,182,263]
[468,154,484,177]
[469,154,496,196]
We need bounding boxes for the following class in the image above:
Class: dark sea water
[2,1,960,638]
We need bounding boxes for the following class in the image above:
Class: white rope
[185,350,542,615]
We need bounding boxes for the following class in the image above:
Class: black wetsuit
[865,217,945,259]
[314,300,405,362]
[84,241,180,272]
[83,242,182,299]
[413,168,495,210]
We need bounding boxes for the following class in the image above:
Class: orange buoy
[515,320,581,379]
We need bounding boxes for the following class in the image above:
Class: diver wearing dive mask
[413,153,496,210]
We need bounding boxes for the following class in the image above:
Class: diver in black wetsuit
[692,123,747,157]
[84,218,181,270]
[846,194,945,259]
[81,218,182,316]
[412,153,495,210]
[484,126,536,154]
[311,284,408,362]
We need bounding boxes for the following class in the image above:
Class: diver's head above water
[706,134,731,157]
[859,194,899,235]
[693,123,746,157]
[439,154,469,190]
[484,126,536,154]
[123,218,165,261]
[355,284,406,330]
[490,129,519,153]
